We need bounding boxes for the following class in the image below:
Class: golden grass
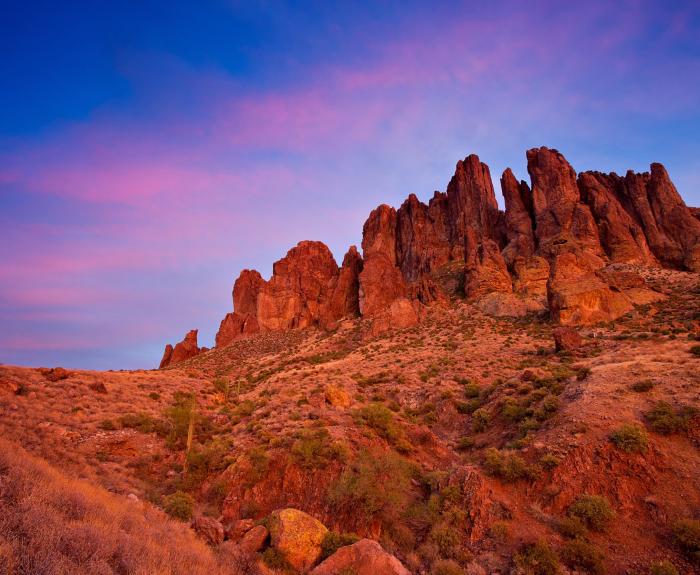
[0,438,239,575]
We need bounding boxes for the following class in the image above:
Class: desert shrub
[645,402,694,435]
[456,437,475,451]
[631,379,654,392]
[650,561,679,575]
[560,539,604,574]
[244,446,270,487]
[355,404,410,451]
[0,439,236,575]
[502,398,526,422]
[568,494,614,531]
[609,423,648,453]
[320,531,360,561]
[329,449,416,525]
[576,366,592,381]
[539,453,560,471]
[472,408,490,432]
[690,345,700,356]
[556,515,586,539]
[119,412,160,433]
[291,427,346,469]
[463,383,481,398]
[261,548,294,572]
[182,439,232,490]
[431,558,464,575]
[484,448,536,482]
[212,378,230,398]
[233,399,256,417]
[673,518,700,563]
[163,491,195,521]
[429,522,461,557]
[98,418,116,430]
[514,540,560,575]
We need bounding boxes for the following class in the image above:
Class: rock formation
[161,146,700,364]
[159,329,201,368]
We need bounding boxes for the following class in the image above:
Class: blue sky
[1,0,699,369]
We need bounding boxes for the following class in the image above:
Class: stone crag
[160,147,700,366]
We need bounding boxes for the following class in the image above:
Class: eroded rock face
[577,172,656,265]
[547,253,633,325]
[159,330,201,368]
[268,508,328,573]
[527,147,602,256]
[310,538,410,575]
[257,241,340,331]
[321,245,363,328]
[500,168,535,267]
[162,146,697,359]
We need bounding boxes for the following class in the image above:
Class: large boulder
[191,515,224,546]
[268,508,328,573]
[310,539,410,575]
[552,326,582,352]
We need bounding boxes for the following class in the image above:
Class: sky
[1,1,699,370]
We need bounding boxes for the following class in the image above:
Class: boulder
[552,326,582,352]
[310,539,410,575]
[191,515,224,546]
[40,367,72,382]
[268,508,328,573]
[224,518,256,541]
[237,524,269,554]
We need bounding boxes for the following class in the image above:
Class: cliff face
[161,147,700,366]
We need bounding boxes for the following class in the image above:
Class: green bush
[484,448,536,482]
[118,412,160,433]
[673,518,700,563]
[471,408,490,432]
[182,439,232,490]
[429,522,461,557]
[690,345,700,357]
[631,379,654,392]
[261,548,294,572]
[456,437,475,451]
[645,402,693,435]
[560,539,604,574]
[431,558,464,575]
[514,540,561,575]
[609,423,648,453]
[558,515,587,539]
[320,531,360,561]
[329,449,415,525]
[98,419,116,430]
[650,561,679,575]
[355,404,410,451]
[567,494,614,531]
[163,491,194,521]
[291,428,346,469]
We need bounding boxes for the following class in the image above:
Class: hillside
[2,264,699,574]
[2,147,700,575]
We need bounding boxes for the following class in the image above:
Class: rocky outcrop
[552,326,582,352]
[268,508,328,573]
[310,539,411,575]
[159,330,201,368]
[501,168,535,267]
[161,147,697,360]
[256,241,339,331]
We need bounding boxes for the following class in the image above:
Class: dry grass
[0,438,238,575]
